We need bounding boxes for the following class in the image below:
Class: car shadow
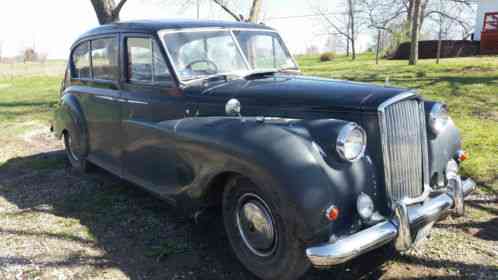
[0,150,493,279]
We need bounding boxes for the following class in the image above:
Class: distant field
[0,60,66,78]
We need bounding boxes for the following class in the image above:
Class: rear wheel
[223,176,310,280]
[64,131,90,173]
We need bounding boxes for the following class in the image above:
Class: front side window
[127,37,171,83]
[91,38,119,80]
[163,31,249,81]
[233,31,297,71]
[72,42,91,79]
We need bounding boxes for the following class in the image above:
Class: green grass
[0,76,60,124]
[0,56,497,192]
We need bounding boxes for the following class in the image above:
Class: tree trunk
[248,0,263,23]
[345,14,350,57]
[406,0,414,39]
[347,0,356,60]
[419,0,429,33]
[409,0,421,65]
[346,36,350,57]
[90,0,128,25]
[436,9,442,64]
[376,29,381,65]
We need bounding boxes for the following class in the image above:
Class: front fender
[155,117,376,243]
[425,101,462,182]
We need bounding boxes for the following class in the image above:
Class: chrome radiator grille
[378,95,428,203]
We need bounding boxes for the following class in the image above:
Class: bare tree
[347,0,356,59]
[90,0,129,24]
[360,0,405,64]
[310,0,362,60]
[200,0,263,22]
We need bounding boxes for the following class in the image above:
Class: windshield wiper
[183,73,229,83]
[243,67,300,80]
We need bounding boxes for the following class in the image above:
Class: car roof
[76,19,274,42]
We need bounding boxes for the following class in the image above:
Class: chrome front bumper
[306,177,476,267]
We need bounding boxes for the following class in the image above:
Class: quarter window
[91,38,119,80]
[127,37,171,83]
[72,42,91,79]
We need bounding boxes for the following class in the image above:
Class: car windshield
[162,29,297,81]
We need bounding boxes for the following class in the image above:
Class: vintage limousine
[52,20,476,280]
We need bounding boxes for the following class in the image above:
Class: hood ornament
[225,98,242,118]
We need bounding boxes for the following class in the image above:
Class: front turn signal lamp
[325,205,340,221]
[457,150,468,162]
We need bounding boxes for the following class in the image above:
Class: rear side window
[91,38,119,80]
[127,37,171,83]
[72,42,91,79]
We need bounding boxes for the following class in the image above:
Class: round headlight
[357,193,374,220]
[429,103,449,134]
[336,123,367,161]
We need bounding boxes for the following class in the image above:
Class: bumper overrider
[306,176,476,267]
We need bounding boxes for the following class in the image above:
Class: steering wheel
[185,59,219,75]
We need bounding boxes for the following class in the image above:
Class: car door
[120,34,187,195]
[71,36,123,174]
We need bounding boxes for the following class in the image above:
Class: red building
[480,12,498,54]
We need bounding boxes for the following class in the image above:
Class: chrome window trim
[157,27,299,85]
[378,91,431,206]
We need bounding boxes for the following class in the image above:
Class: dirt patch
[0,126,497,280]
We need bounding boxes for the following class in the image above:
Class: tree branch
[425,10,471,33]
[316,8,352,40]
[212,0,242,21]
[113,0,128,16]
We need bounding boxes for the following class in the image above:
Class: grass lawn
[0,55,497,190]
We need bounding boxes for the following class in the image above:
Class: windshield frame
[158,27,299,85]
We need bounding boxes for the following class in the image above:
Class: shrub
[319,52,336,62]
[416,71,426,78]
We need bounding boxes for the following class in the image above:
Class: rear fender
[53,93,89,155]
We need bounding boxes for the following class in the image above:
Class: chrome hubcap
[236,193,277,257]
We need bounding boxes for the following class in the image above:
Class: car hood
[193,75,410,112]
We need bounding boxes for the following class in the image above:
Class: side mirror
[225,98,241,117]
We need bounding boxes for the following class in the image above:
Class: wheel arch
[54,93,90,156]
[203,171,242,206]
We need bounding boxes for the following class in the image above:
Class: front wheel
[223,176,310,280]
[64,131,90,173]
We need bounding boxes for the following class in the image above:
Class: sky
[0,0,374,59]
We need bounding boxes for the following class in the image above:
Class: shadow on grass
[0,151,495,279]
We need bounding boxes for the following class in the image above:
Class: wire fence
[0,61,66,79]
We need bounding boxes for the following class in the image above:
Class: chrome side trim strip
[127,99,148,105]
[94,95,115,101]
